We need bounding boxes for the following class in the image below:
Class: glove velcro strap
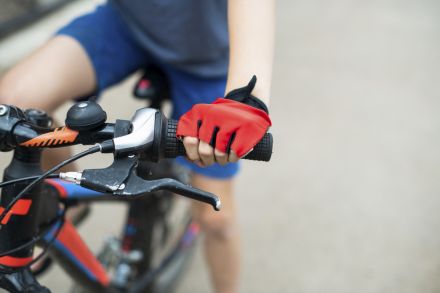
[225,75,269,114]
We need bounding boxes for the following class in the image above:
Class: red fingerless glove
[176,98,271,158]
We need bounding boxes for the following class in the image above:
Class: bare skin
[226,0,275,104]
[191,175,240,293]
[0,36,96,110]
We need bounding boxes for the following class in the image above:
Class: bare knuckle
[199,148,212,157]
[197,142,212,154]
[214,150,226,157]
[183,137,199,146]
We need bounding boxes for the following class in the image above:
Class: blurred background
[1,0,440,292]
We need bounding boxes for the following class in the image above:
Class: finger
[214,148,228,165]
[229,128,261,159]
[183,136,201,162]
[215,128,237,154]
[199,140,215,166]
[211,128,233,166]
[228,150,240,163]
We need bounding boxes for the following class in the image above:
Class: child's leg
[0,34,96,112]
[192,175,240,293]
[0,36,96,169]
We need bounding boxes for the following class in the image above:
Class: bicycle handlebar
[0,104,273,162]
[163,119,273,161]
[0,102,273,210]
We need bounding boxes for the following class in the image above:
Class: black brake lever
[80,156,137,193]
[79,156,221,211]
[115,174,221,211]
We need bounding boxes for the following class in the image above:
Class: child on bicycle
[0,1,274,292]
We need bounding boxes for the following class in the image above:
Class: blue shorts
[57,4,238,179]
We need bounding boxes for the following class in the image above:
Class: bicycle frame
[42,179,116,291]
[0,174,200,292]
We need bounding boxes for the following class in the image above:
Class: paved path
[1,1,440,292]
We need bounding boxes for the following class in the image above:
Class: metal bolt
[78,102,88,108]
[0,105,8,116]
[118,183,125,190]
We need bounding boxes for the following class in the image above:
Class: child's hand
[176,77,271,167]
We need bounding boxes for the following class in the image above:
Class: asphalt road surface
[0,0,439,292]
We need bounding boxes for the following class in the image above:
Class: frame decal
[0,199,32,225]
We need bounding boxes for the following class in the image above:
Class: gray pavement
[1,0,440,292]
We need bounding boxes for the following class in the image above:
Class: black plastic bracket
[80,156,137,193]
[0,105,26,151]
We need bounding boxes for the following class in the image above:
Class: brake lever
[115,174,221,211]
[75,156,221,211]
[80,156,137,193]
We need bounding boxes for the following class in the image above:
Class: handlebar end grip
[164,119,186,159]
[164,120,273,162]
[243,132,273,161]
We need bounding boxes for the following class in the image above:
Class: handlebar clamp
[0,105,26,152]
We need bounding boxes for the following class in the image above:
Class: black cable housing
[0,174,60,189]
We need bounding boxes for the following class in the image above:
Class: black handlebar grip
[164,119,273,161]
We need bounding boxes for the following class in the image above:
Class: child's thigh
[0,36,95,111]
